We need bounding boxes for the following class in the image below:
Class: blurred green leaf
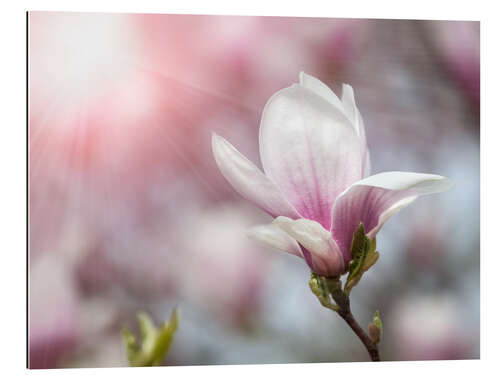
[122,308,179,367]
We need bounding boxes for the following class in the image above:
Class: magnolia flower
[212,72,453,277]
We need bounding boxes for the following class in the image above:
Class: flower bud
[309,274,323,298]
[369,323,381,344]
[369,310,383,344]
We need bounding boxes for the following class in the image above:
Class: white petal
[342,84,368,142]
[330,172,454,260]
[352,171,455,192]
[259,84,364,229]
[273,216,334,257]
[247,224,302,257]
[273,216,345,276]
[212,133,300,219]
[363,149,371,178]
[341,84,370,177]
[341,83,357,127]
[299,72,345,113]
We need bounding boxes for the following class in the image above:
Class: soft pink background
[29,12,479,367]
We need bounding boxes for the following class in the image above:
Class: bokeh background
[28,12,479,368]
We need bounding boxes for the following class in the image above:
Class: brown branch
[311,274,381,361]
[325,277,380,361]
[337,308,380,362]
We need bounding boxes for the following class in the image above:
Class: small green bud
[309,273,340,312]
[369,310,383,344]
[309,274,323,298]
[368,323,381,344]
[373,310,383,333]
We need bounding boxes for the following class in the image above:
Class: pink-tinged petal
[212,133,301,219]
[299,72,346,114]
[259,83,364,229]
[331,172,454,261]
[273,217,345,276]
[247,224,302,258]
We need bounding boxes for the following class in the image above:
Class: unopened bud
[309,275,323,297]
[369,310,383,344]
[369,322,381,344]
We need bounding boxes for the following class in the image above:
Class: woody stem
[324,277,380,361]
[336,306,380,361]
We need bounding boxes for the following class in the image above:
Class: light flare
[30,12,143,112]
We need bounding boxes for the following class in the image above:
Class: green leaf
[344,224,380,295]
[362,251,379,272]
[347,224,368,278]
[345,224,368,290]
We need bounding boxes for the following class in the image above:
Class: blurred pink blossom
[29,254,78,368]
[428,21,479,109]
[390,294,471,360]
[167,203,270,327]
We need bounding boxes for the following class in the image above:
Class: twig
[337,307,380,361]
[310,274,381,361]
